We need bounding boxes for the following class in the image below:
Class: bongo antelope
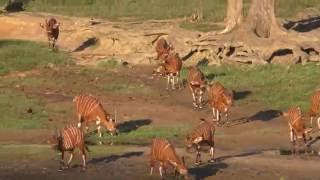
[150,138,188,179]
[186,119,215,165]
[73,94,118,137]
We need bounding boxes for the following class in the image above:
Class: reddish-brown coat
[40,18,59,48]
[208,82,233,121]
[309,90,320,128]
[155,38,172,61]
[150,138,188,179]
[73,94,118,136]
[187,67,207,108]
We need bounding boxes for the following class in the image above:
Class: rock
[270,54,299,65]
[27,108,33,114]
[122,61,129,67]
[309,55,320,62]
[46,63,55,69]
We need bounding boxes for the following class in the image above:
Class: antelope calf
[52,126,89,171]
[150,138,188,179]
[187,66,207,109]
[155,38,173,61]
[309,90,320,129]
[73,94,118,137]
[208,82,234,122]
[40,18,60,49]
[281,107,311,154]
[186,119,215,165]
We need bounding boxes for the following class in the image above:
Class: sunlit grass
[0,40,71,75]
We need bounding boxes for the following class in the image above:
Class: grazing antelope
[281,107,311,154]
[309,90,320,129]
[208,82,234,122]
[53,126,89,171]
[40,18,60,49]
[187,66,207,109]
[155,38,173,61]
[163,52,183,90]
[150,138,188,179]
[73,94,118,137]
[186,119,215,165]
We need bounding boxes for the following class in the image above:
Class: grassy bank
[1,0,319,21]
[0,40,71,75]
[0,40,319,143]
[181,64,320,111]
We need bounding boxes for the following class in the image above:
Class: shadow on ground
[189,162,228,180]
[233,90,251,101]
[117,119,152,133]
[88,151,144,164]
[284,16,320,32]
[73,37,98,52]
[248,110,281,122]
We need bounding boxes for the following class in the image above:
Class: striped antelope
[164,52,183,90]
[73,94,118,137]
[155,38,173,61]
[309,90,320,129]
[186,119,215,165]
[53,126,89,170]
[187,66,207,109]
[281,107,312,154]
[40,18,60,49]
[208,82,234,122]
[150,138,188,179]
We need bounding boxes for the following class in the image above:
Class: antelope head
[170,158,188,179]
[104,112,119,136]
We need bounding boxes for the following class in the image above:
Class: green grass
[2,0,319,21]
[181,64,320,111]
[20,0,226,21]
[97,58,119,69]
[180,22,223,32]
[90,124,191,146]
[0,40,71,75]
[0,90,49,129]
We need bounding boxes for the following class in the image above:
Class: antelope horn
[182,156,186,166]
[114,108,117,123]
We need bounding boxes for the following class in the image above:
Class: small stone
[27,108,33,114]
[122,61,129,66]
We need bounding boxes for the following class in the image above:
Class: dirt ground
[1,11,320,180]
[0,65,320,180]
